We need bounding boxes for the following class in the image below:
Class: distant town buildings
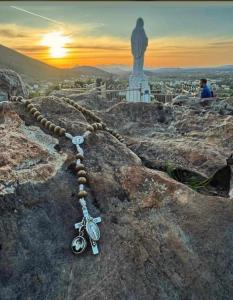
[25,71,233,101]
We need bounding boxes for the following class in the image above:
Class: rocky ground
[0,69,28,101]
[0,84,233,299]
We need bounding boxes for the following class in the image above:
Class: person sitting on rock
[200,78,212,98]
[208,82,215,97]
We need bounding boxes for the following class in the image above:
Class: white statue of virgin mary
[131,18,148,75]
[126,18,151,102]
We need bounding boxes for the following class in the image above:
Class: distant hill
[0,44,65,81]
[0,44,112,82]
[70,65,111,77]
[98,65,130,76]
[215,65,233,71]
[108,65,233,78]
[148,66,233,74]
[99,64,233,76]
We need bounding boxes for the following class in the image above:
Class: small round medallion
[71,236,87,254]
[72,136,84,145]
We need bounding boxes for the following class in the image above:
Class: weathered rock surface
[52,89,120,111]
[0,110,66,195]
[0,69,28,101]
[172,95,233,116]
[99,101,233,196]
[0,94,233,300]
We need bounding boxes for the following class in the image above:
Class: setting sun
[40,32,70,58]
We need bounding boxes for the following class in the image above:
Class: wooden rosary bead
[101,122,107,129]
[77,170,87,177]
[58,127,66,136]
[92,123,98,131]
[91,114,99,120]
[76,153,84,161]
[27,103,34,110]
[10,96,17,102]
[86,125,94,132]
[78,190,87,198]
[74,104,81,110]
[78,177,87,184]
[36,115,43,122]
[54,126,61,134]
[49,123,56,131]
[29,107,37,114]
[11,96,21,102]
[40,118,47,126]
[33,111,41,118]
[87,110,93,116]
[45,120,52,128]
[82,109,88,114]
[17,96,23,102]
[95,117,102,123]
[77,105,83,111]
[75,164,85,171]
[24,100,32,106]
[96,123,103,130]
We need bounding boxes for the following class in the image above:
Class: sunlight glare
[41,32,70,58]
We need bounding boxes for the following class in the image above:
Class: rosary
[8,96,125,255]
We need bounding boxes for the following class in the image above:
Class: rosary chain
[60,97,125,143]
[10,95,125,143]
[9,95,125,255]
[10,95,125,200]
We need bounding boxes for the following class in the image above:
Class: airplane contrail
[10,6,63,26]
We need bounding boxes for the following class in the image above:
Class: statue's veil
[131,18,148,58]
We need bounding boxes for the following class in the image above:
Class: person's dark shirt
[201,84,212,98]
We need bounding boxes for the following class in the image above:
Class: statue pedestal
[126,73,151,102]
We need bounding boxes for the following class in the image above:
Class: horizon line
[0,43,232,71]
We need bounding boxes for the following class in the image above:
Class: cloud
[15,46,47,52]
[208,40,233,48]
[0,22,232,68]
[0,24,33,39]
[0,28,27,38]
[67,45,129,51]
[0,23,49,42]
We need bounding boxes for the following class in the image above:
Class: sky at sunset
[0,1,232,69]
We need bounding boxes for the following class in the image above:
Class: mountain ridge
[0,44,111,81]
[98,64,233,75]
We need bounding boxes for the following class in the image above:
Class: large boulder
[0,69,28,101]
[172,95,233,115]
[0,95,233,300]
[97,101,232,196]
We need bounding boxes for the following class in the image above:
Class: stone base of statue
[126,73,151,102]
